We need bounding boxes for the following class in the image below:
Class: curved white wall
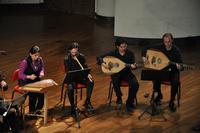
[115,0,200,38]
[95,0,115,17]
[0,0,43,4]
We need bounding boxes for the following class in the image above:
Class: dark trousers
[111,70,139,104]
[28,92,44,112]
[153,71,180,102]
[67,78,94,108]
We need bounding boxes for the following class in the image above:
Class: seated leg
[169,73,180,112]
[126,75,139,112]
[82,79,94,113]
[67,84,75,115]
[153,80,163,106]
[35,93,44,115]
[169,83,178,112]
[28,92,37,113]
[111,74,122,110]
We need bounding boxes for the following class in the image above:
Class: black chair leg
[108,81,112,99]
[177,83,181,107]
[11,91,15,99]
[135,96,138,106]
[108,86,114,107]
[80,89,82,100]
[60,83,64,102]
[63,89,67,108]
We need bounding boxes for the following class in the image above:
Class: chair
[11,69,24,99]
[108,79,137,107]
[161,80,181,106]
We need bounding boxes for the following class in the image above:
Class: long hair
[27,45,40,62]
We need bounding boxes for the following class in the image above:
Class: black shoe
[154,93,163,106]
[35,110,43,115]
[70,106,76,116]
[155,97,162,106]
[116,97,122,110]
[83,100,94,113]
[126,102,135,113]
[169,101,176,112]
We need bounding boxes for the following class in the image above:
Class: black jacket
[64,53,89,83]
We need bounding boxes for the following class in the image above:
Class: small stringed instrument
[101,56,142,74]
[145,49,197,70]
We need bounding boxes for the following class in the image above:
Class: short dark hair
[162,33,174,40]
[68,42,79,50]
[29,45,40,54]
[115,38,128,46]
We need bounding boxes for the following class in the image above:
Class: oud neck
[125,64,131,67]
[125,63,143,68]
[170,61,196,70]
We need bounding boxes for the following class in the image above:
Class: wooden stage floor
[0,10,200,133]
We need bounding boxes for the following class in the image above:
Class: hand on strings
[88,74,92,79]
[88,74,93,82]
[131,63,137,69]
[27,74,37,80]
[176,63,182,70]
[142,56,149,65]
[102,62,110,69]
[39,74,44,79]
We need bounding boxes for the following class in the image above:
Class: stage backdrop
[95,0,115,17]
[114,0,200,38]
[0,0,43,4]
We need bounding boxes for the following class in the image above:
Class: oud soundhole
[157,58,162,64]
[151,56,156,64]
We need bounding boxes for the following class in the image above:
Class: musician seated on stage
[64,42,94,115]
[96,38,139,112]
[0,73,19,133]
[142,33,183,112]
[18,45,45,115]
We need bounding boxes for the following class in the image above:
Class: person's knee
[68,83,74,90]
[67,84,74,95]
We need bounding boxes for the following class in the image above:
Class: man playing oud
[97,38,139,112]
[142,33,183,112]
